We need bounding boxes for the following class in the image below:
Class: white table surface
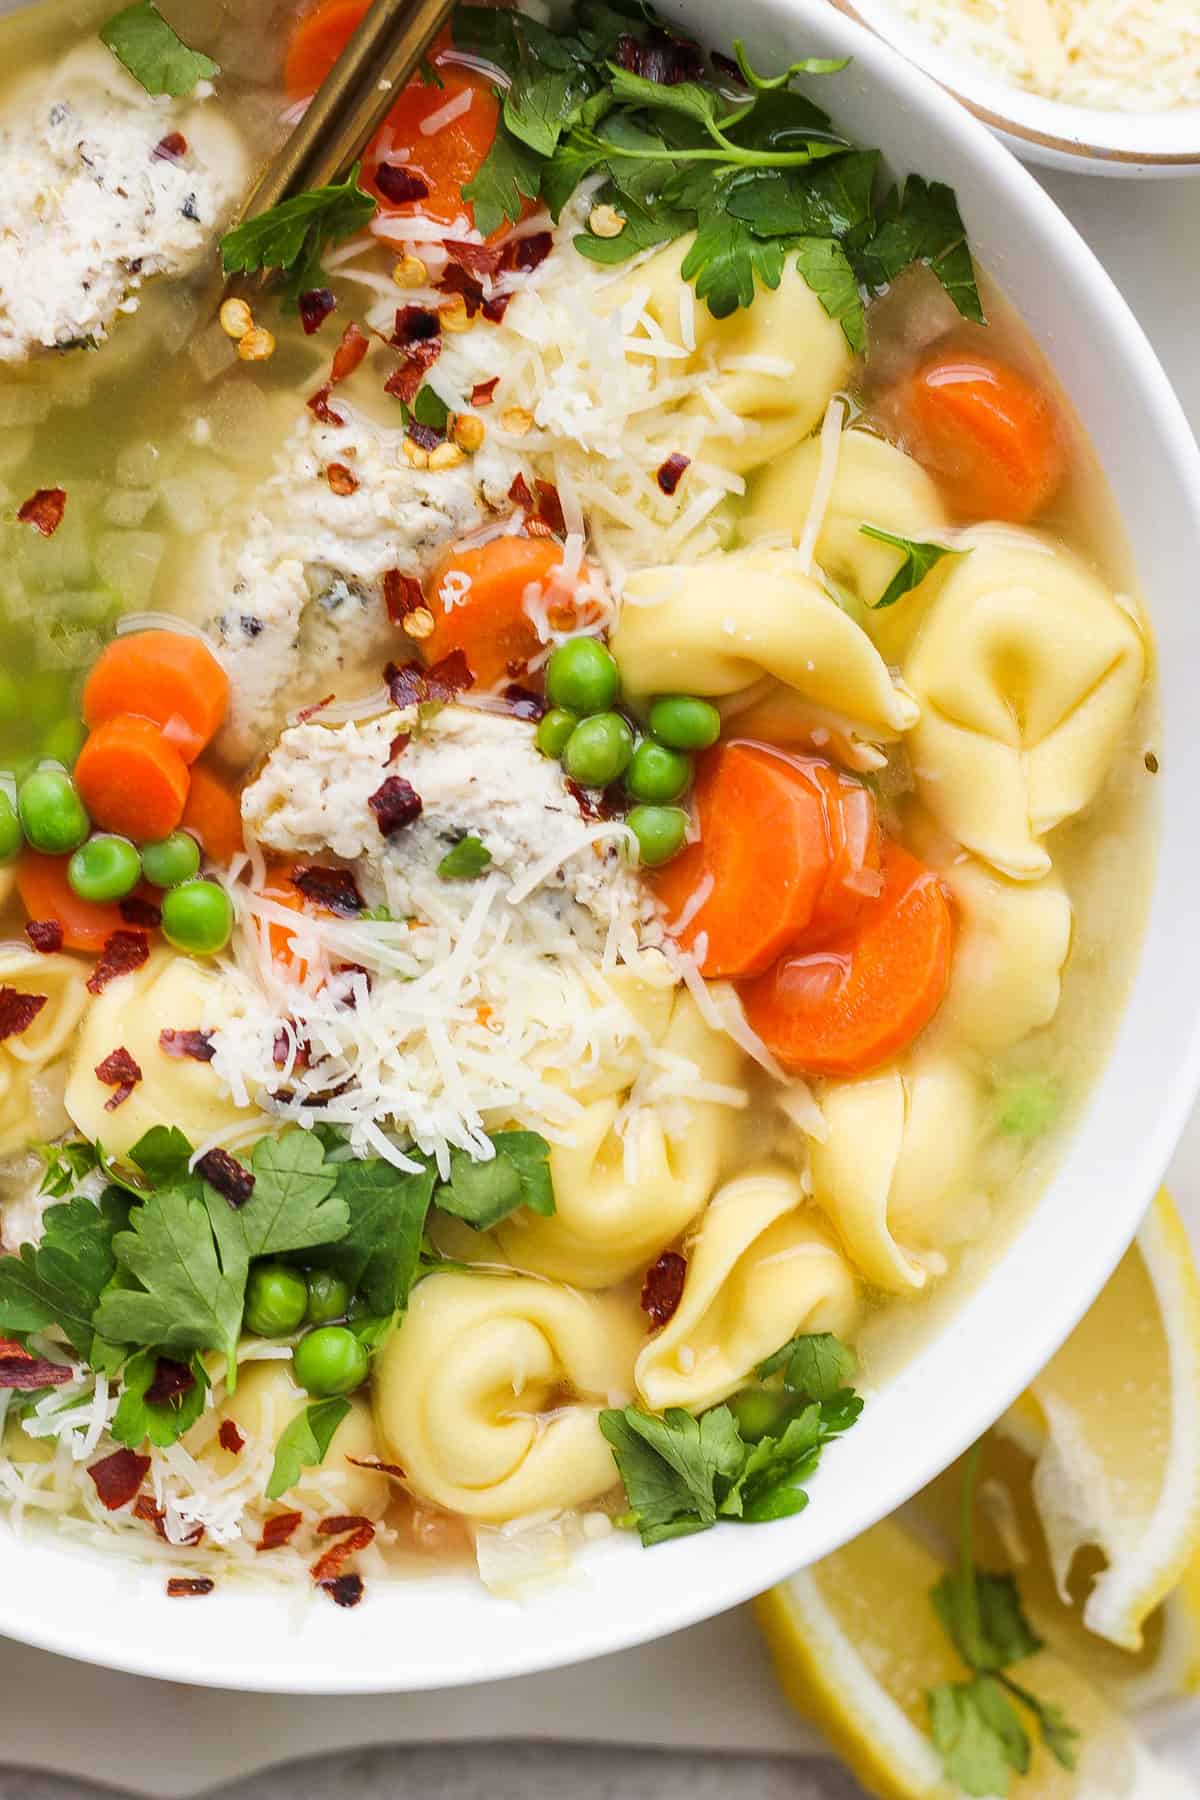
[2,166,1199,1800]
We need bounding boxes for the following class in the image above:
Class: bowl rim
[3,0,1200,1697]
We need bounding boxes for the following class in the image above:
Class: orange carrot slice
[82,630,229,764]
[898,350,1065,524]
[182,764,245,869]
[74,715,190,843]
[15,850,158,955]
[424,535,573,690]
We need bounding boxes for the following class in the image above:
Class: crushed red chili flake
[436,262,484,318]
[641,1250,688,1327]
[24,919,63,954]
[567,778,627,822]
[326,461,359,496]
[292,864,365,917]
[481,291,512,325]
[87,930,149,995]
[159,1028,215,1062]
[347,1455,407,1479]
[315,1513,373,1537]
[615,31,705,83]
[167,1578,215,1598]
[657,452,691,496]
[387,731,410,763]
[88,1447,151,1511]
[298,287,337,334]
[119,894,162,929]
[152,130,187,161]
[17,488,66,537]
[307,384,345,426]
[330,319,370,384]
[406,419,444,451]
[95,1044,142,1111]
[502,684,548,721]
[333,963,372,1006]
[375,163,429,204]
[311,1520,375,1584]
[272,1025,311,1070]
[258,1510,304,1552]
[295,693,335,724]
[218,1419,245,1455]
[320,1573,364,1608]
[534,479,566,537]
[384,336,441,405]
[383,568,424,624]
[195,1147,255,1209]
[144,1357,195,1406]
[384,650,473,708]
[134,1492,204,1545]
[511,230,553,272]
[0,1350,73,1389]
[368,775,422,838]
[508,472,534,510]
[0,987,47,1042]
[391,305,440,347]
[470,376,499,407]
[441,238,503,276]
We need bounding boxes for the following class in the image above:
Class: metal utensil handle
[238,0,458,223]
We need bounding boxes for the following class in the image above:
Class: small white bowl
[831,0,1200,176]
[4,0,1200,1695]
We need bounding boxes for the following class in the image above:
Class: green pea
[545,638,620,717]
[18,767,90,855]
[562,713,634,789]
[648,694,722,752]
[627,804,688,867]
[161,879,234,956]
[304,1270,351,1327]
[68,834,141,903]
[41,717,86,769]
[244,1262,309,1337]
[728,1387,793,1444]
[0,790,21,865]
[141,830,201,889]
[293,1325,369,1397]
[535,707,578,760]
[626,739,691,805]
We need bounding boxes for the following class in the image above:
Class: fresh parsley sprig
[219,166,377,308]
[266,1397,351,1502]
[100,0,217,98]
[859,525,967,609]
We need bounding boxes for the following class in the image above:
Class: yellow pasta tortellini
[526,948,679,1106]
[934,846,1072,1054]
[810,1053,982,1293]
[614,545,918,742]
[0,946,89,1156]
[611,237,852,474]
[373,1272,640,1520]
[196,1361,389,1519]
[904,528,1145,879]
[64,949,255,1156]
[496,987,745,1287]
[635,1165,858,1414]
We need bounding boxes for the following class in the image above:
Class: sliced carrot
[15,850,159,955]
[738,840,954,1078]
[182,764,245,869]
[424,535,575,690]
[652,744,879,980]
[284,0,371,95]
[897,350,1065,524]
[82,630,229,764]
[75,715,190,843]
[259,863,309,972]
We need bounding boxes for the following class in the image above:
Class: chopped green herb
[732,38,850,90]
[859,525,965,609]
[854,174,983,324]
[463,123,544,239]
[436,1131,555,1231]
[100,0,217,98]
[236,1133,349,1262]
[996,1074,1063,1140]
[220,165,376,306]
[110,1348,208,1449]
[793,237,865,351]
[757,1330,858,1401]
[314,1158,436,1317]
[437,835,493,880]
[0,1189,129,1360]
[265,1397,350,1502]
[36,1139,100,1199]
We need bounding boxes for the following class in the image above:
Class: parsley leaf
[265,1397,350,1502]
[726,148,878,239]
[757,1330,858,1401]
[128,1125,194,1186]
[928,1676,1028,1797]
[463,124,543,239]
[317,1158,437,1316]
[732,37,849,89]
[600,1404,745,1544]
[858,525,965,609]
[793,238,865,351]
[100,1,217,98]
[855,175,983,323]
[436,1130,555,1230]
[36,1139,101,1199]
[437,835,493,881]
[0,1191,129,1360]
[236,1133,348,1261]
[681,199,784,318]
[220,166,376,297]
[110,1349,208,1449]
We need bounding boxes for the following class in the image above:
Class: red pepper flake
[0,987,46,1041]
[383,568,424,624]
[657,452,691,496]
[534,479,566,537]
[272,1025,311,1070]
[567,778,627,822]
[144,1357,195,1406]
[441,238,503,276]
[326,461,359,496]
[615,31,704,84]
[295,693,335,724]
[387,731,410,763]
[406,419,444,452]
[195,1147,255,1209]
[218,1419,245,1455]
[320,1572,365,1607]
[330,320,370,384]
[368,775,422,838]
[508,472,534,510]
[511,230,553,273]
[119,894,162,929]
[0,1349,73,1389]
[502,684,547,721]
[167,1577,214,1598]
[375,163,429,205]
[437,262,484,318]
[133,1492,204,1545]
[88,1447,151,1511]
[292,864,365,917]
[298,287,337,334]
[307,384,345,426]
[641,1250,687,1327]
[152,130,188,161]
[383,651,473,708]
[383,336,441,406]
[311,1520,375,1583]
[333,962,372,1006]
[258,1510,304,1552]
[391,305,441,347]
[94,1044,142,1112]
[24,919,63,954]
[470,376,499,407]
[316,1513,373,1536]
[87,930,149,995]
[481,292,512,325]
[17,488,66,537]
[347,1455,407,1479]
[158,1028,215,1062]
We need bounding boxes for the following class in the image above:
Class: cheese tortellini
[614,545,918,742]
[0,946,89,1155]
[374,1272,640,1519]
[636,1166,859,1414]
[903,529,1146,879]
[611,237,853,474]
[64,949,255,1156]
[810,1054,983,1292]
[496,986,745,1287]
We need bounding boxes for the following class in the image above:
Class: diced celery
[159,476,211,534]
[94,530,165,608]
[103,488,157,528]
[115,441,163,488]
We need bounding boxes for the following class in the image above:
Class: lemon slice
[756,1516,1193,1799]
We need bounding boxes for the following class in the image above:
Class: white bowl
[5,0,1200,1694]
[830,0,1200,176]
